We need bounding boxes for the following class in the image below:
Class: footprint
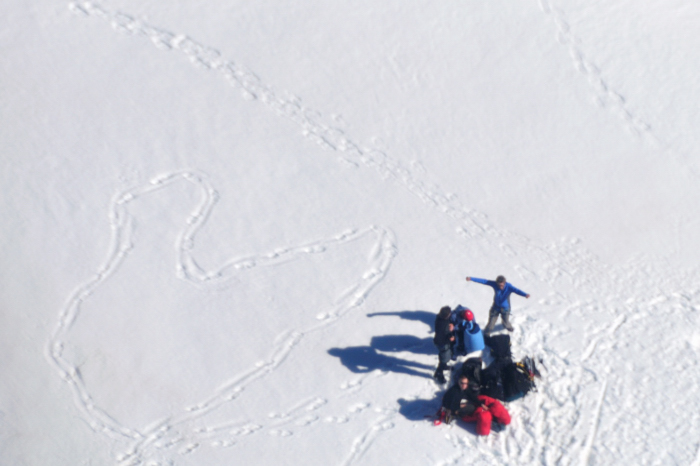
[295,416,319,427]
[349,402,371,413]
[177,443,199,455]
[210,439,235,448]
[231,424,262,436]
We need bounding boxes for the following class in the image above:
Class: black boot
[433,368,446,384]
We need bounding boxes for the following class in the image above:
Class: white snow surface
[3,1,700,465]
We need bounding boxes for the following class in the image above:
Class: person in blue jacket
[449,306,475,357]
[466,275,529,334]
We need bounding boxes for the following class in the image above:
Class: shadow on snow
[327,310,482,432]
[327,310,436,380]
[327,344,433,379]
[395,397,478,435]
[366,310,435,332]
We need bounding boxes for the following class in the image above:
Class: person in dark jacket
[441,375,511,435]
[433,306,454,384]
[466,275,529,334]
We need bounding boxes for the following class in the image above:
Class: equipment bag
[463,322,485,353]
[480,356,540,402]
[484,334,512,360]
[460,357,483,385]
[502,357,540,401]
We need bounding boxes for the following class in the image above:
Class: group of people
[432,275,530,435]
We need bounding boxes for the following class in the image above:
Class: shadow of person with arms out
[366,310,435,332]
[328,310,438,379]
[327,346,433,379]
[369,334,434,356]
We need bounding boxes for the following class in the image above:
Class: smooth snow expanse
[3,1,700,465]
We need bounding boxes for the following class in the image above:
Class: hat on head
[438,306,451,319]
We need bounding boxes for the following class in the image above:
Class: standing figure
[466,275,530,334]
[449,307,467,357]
[433,306,454,384]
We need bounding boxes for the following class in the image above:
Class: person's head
[496,275,506,290]
[458,375,469,389]
[438,306,451,319]
[464,309,474,322]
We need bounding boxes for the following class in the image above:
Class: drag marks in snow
[547,278,700,464]
[46,170,397,465]
[580,378,608,465]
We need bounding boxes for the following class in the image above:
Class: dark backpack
[460,357,483,385]
[484,334,512,360]
[502,356,540,401]
[480,357,509,400]
[481,356,541,402]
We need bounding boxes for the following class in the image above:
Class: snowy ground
[3,1,700,465]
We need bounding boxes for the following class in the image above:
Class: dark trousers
[436,343,452,370]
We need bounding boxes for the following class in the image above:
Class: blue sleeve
[508,284,527,297]
[470,277,495,288]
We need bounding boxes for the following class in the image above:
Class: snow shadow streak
[327,345,433,379]
[366,310,435,332]
[396,398,480,436]
[369,335,434,356]
[396,397,440,422]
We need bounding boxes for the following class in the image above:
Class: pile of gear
[432,304,542,435]
[461,334,540,402]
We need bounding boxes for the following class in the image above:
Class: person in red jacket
[440,375,510,435]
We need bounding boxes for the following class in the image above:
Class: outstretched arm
[510,284,530,298]
[466,277,491,286]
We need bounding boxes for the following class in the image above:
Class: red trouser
[460,395,511,436]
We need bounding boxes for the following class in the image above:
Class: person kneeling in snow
[441,375,510,436]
